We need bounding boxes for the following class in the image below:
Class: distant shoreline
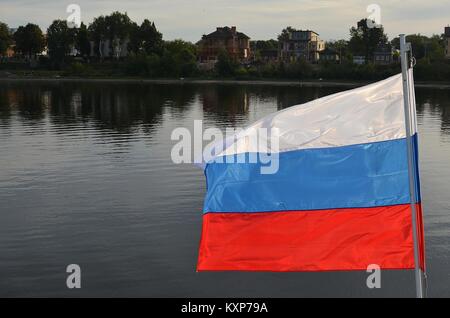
[1,76,450,89]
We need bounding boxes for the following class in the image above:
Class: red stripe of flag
[197,204,424,272]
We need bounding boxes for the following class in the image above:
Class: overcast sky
[1,0,448,41]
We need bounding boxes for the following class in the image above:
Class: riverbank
[1,73,450,89]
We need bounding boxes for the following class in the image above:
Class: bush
[215,50,239,77]
[63,62,93,76]
[282,59,314,79]
[414,59,450,81]
[235,66,249,79]
[123,54,161,77]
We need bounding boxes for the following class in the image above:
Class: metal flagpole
[399,34,425,298]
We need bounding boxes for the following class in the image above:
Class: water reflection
[0,83,346,135]
[416,88,450,134]
[200,85,250,124]
[0,81,449,297]
[0,83,202,136]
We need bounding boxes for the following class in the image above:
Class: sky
[1,0,448,42]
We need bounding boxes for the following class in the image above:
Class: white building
[279,30,325,63]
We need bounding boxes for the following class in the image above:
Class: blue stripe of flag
[204,136,420,213]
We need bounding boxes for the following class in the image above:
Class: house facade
[373,43,394,65]
[445,27,450,59]
[279,30,325,63]
[353,55,366,65]
[89,38,130,59]
[251,47,278,63]
[197,26,250,67]
[319,48,340,63]
[1,28,17,59]
[6,45,15,58]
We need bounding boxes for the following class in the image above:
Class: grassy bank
[2,57,450,83]
[1,71,450,89]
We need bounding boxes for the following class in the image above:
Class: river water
[0,80,449,297]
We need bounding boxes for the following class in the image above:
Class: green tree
[215,50,238,77]
[88,15,108,57]
[427,34,445,61]
[47,19,76,63]
[13,23,45,57]
[127,22,141,55]
[391,34,444,62]
[0,22,12,55]
[89,12,135,59]
[252,39,278,51]
[251,39,279,62]
[164,39,196,56]
[278,26,297,41]
[106,12,134,59]
[105,11,133,41]
[163,40,197,76]
[325,40,351,62]
[76,22,91,57]
[284,59,314,79]
[140,19,163,55]
[349,19,388,63]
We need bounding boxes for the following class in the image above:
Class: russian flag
[197,71,425,272]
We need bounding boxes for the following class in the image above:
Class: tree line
[0,12,198,77]
[0,14,449,81]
